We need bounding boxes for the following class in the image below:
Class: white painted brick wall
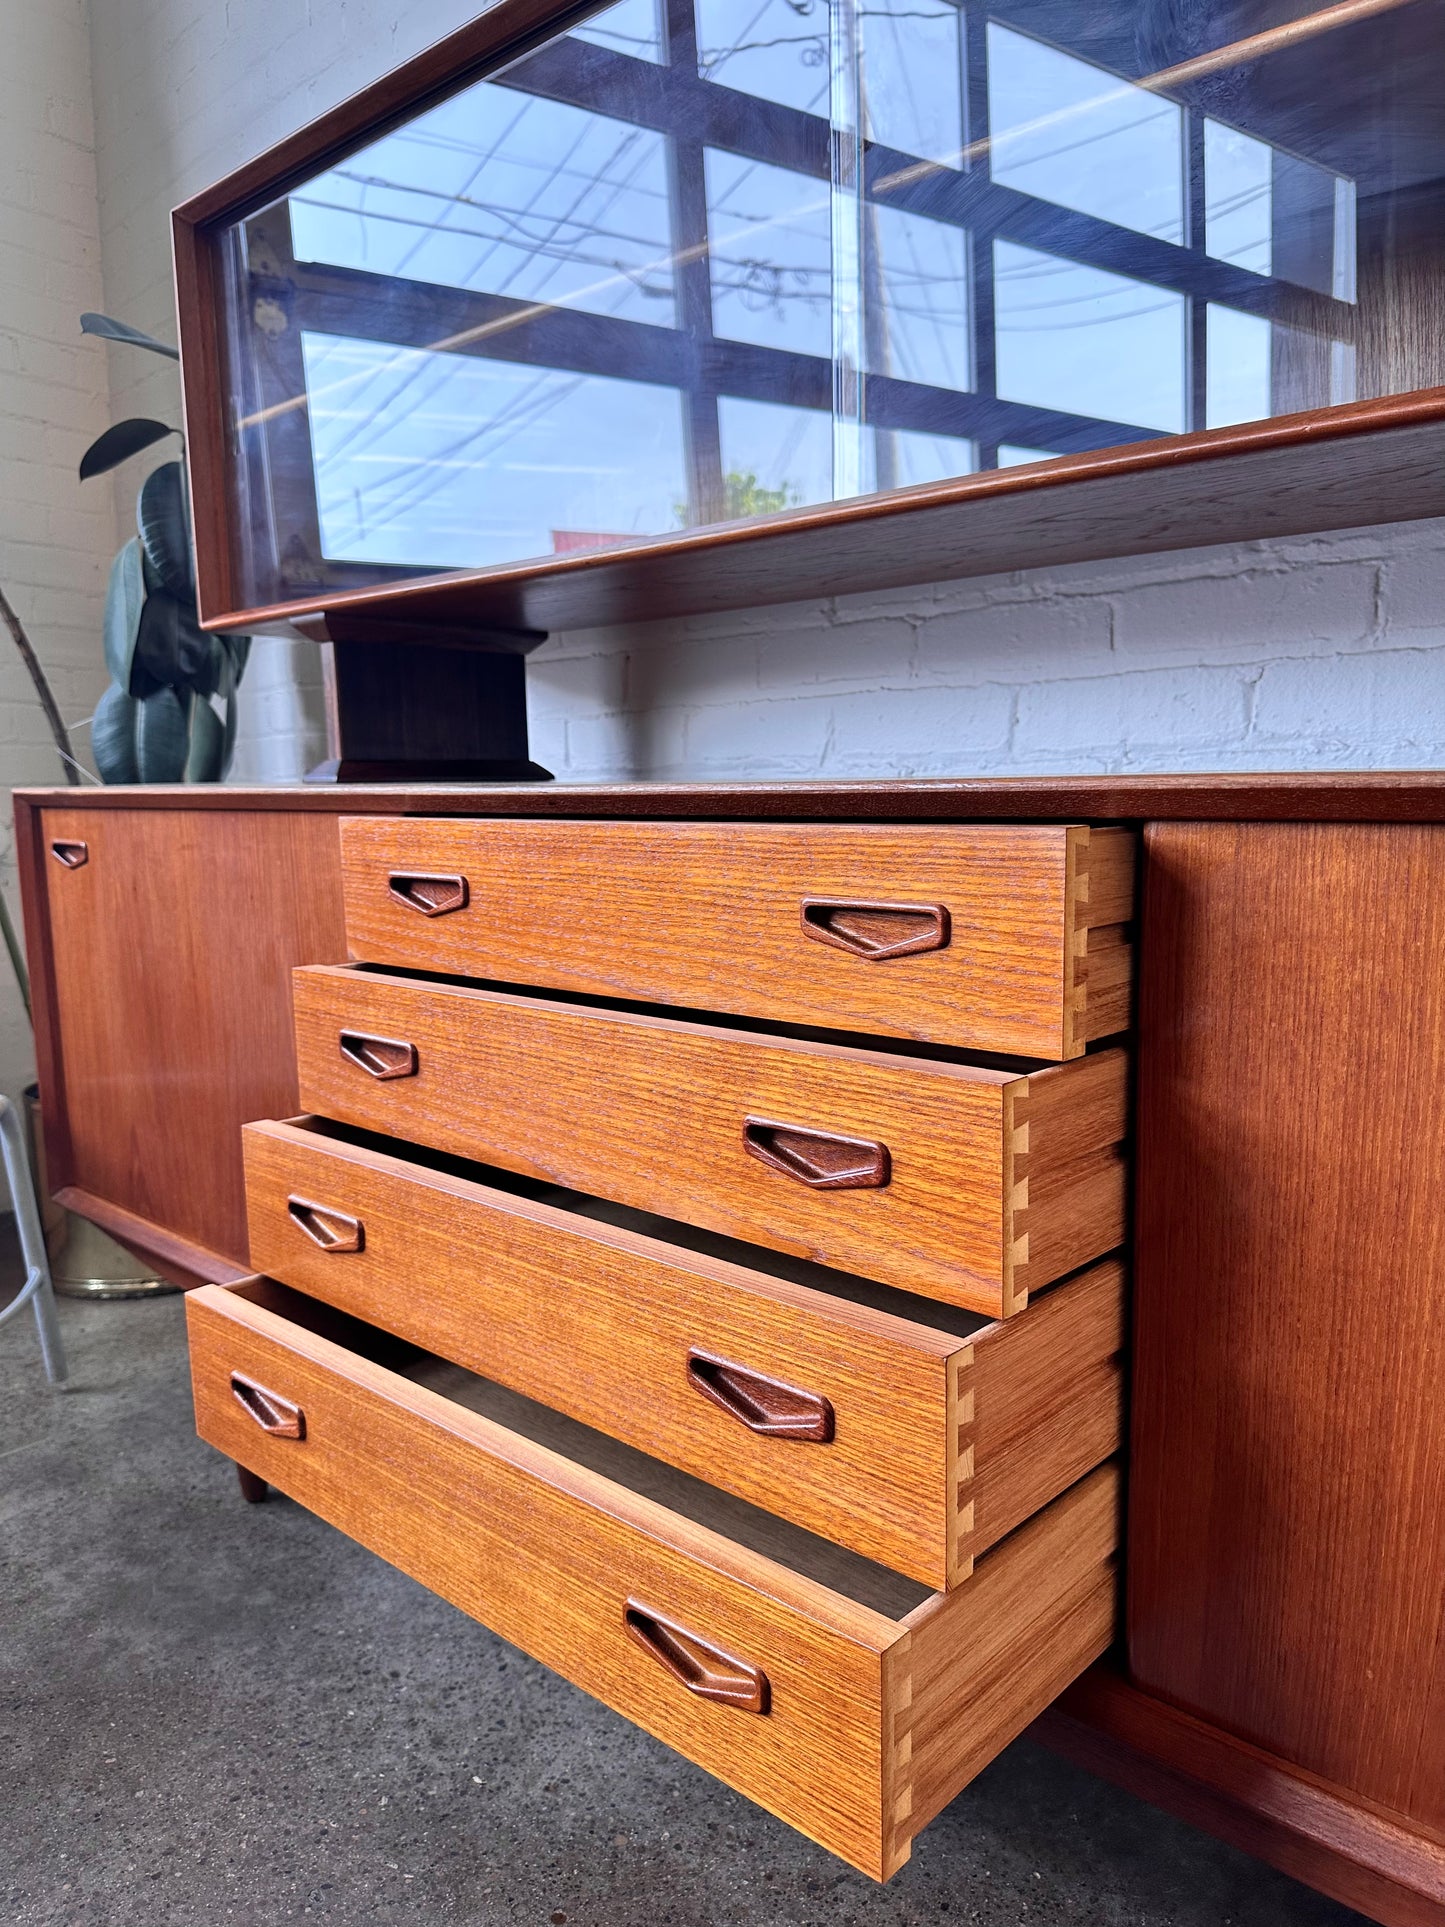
[0,0,116,1112]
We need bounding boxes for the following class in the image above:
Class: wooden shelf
[213,392,1445,639]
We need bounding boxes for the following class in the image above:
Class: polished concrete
[2,1263,1368,1927]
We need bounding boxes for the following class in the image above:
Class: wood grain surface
[30,772,1445,824]
[244,1118,1123,1586]
[291,966,1128,1315]
[1130,821,1445,1835]
[1039,1668,1445,1927]
[338,817,1135,1058]
[34,806,348,1268]
[187,1274,1118,1878]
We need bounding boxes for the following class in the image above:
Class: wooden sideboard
[15,776,1445,1920]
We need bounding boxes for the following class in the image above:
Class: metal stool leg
[0,1094,68,1386]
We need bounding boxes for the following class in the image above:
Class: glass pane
[987,23,1185,245]
[706,150,832,359]
[287,84,676,326]
[695,0,829,117]
[301,332,688,567]
[1205,121,1273,275]
[205,0,1445,614]
[717,396,833,507]
[867,203,970,391]
[994,240,1187,434]
[861,0,965,166]
[570,0,665,63]
[1207,304,1356,429]
[868,426,975,489]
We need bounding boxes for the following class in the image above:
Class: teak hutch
[20,0,1445,1918]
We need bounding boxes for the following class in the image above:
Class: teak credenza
[15,776,1445,1917]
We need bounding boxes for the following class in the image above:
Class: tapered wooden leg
[236,1464,268,1504]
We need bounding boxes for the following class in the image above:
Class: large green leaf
[137,461,193,599]
[80,313,179,360]
[91,683,140,785]
[79,418,174,481]
[184,692,226,783]
[135,686,191,783]
[103,539,152,695]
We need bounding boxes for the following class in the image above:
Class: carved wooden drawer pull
[286,1194,364,1253]
[742,1116,890,1190]
[338,1031,418,1080]
[624,1602,770,1714]
[388,871,468,917]
[230,1371,305,1439]
[687,1351,834,1441]
[50,840,89,869]
[801,898,949,961]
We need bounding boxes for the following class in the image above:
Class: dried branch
[0,579,80,786]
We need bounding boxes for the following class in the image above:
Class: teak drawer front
[244,1118,1126,1589]
[291,967,1129,1317]
[340,817,1135,1059]
[188,1277,1120,1879]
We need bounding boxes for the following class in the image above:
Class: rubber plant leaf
[80,313,180,360]
[137,461,193,599]
[103,538,160,698]
[91,682,141,785]
[134,686,191,783]
[79,418,174,481]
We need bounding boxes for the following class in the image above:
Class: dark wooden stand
[294,613,553,783]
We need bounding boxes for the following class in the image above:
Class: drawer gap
[281,1115,996,1341]
[239,1275,932,1620]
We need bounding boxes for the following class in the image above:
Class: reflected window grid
[222,0,1366,590]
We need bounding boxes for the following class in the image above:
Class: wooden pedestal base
[295,613,553,783]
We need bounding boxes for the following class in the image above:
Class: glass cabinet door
[209,0,1445,611]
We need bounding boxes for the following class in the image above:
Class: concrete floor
[2,1255,1370,1927]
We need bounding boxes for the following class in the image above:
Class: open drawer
[291,965,1129,1317]
[244,1117,1124,1591]
[188,1277,1120,1880]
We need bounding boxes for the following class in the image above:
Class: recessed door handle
[624,1602,769,1714]
[338,1031,417,1080]
[50,840,89,869]
[686,1351,834,1441]
[286,1195,363,1253]
[230,1371,305,1439]
[742,1116,890,1189]
[801,898,949,960]
[388,872,468,917]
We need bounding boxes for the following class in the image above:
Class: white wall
[0,0,116,1112]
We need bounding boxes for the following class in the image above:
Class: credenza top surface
[16,773,1445,824]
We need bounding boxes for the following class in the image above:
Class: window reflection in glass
[868,425,975,488]
[300,332,688,567]
[861,0,965,166]
[997,443,1058,466]
[1205,121,1273,276]
[570,0,666,63]
[867,202,970,391]
[1206,305,1355,430]
[994,240,1187,434]
[987,23,1185,245]
[288,83,677,327]
[707,150,832,359]
[718,395,833,507]
[696,0,830,117]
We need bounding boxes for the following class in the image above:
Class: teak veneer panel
[290,966,1128,1316]
[187,1275,1119,1879]
[244,1118,1124,1587]
[32,805,347,1269]
[339,818,1136,1059]
[1130,821,1445,1837]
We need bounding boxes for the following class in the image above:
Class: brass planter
[23,1083,175,1298]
